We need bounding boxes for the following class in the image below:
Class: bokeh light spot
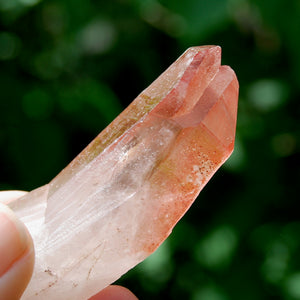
[284,273,300,299]
[248,79,288,112]
[42,3,67,36]
[78,20,116,55]
[271,133,297,157]
[195,225,238,270]
[0,0,18,11]
[18,0,40,6]
[138,241,173,282]
[139,0,187,37]
[261,242,289,283]
[0,32,21,60]
[33,51,62,79]
[193,285,228,300]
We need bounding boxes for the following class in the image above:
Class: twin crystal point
[9,46,239,300]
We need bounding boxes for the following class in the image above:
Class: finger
[0,191,28,205]
[0,203,34,300]
[89,285,138,300]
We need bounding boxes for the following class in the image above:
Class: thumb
[0,202,35,300]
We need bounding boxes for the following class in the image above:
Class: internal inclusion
[45,117,182,244]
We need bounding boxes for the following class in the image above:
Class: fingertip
[89,285,138,300]
[0,203,35,299]
[0,247,35,300]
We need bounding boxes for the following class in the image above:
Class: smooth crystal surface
[9,46,239,300]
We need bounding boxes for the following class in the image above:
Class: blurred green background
[0,0,299,299]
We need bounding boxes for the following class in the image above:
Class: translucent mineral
[9,46,239,300]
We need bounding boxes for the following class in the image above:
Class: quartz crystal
[9,46,239,300]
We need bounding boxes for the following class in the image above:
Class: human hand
[0,191,137,300]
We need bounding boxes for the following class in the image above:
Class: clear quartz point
[9,46,239,300]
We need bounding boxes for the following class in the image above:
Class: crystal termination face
[9,46,239,300]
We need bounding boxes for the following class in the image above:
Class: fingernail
[0,203,30,277]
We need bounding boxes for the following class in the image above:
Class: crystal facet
[9,46,239,300]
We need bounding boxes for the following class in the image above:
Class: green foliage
[0,0,299,299]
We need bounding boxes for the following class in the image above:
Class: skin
[0,191,138,300]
